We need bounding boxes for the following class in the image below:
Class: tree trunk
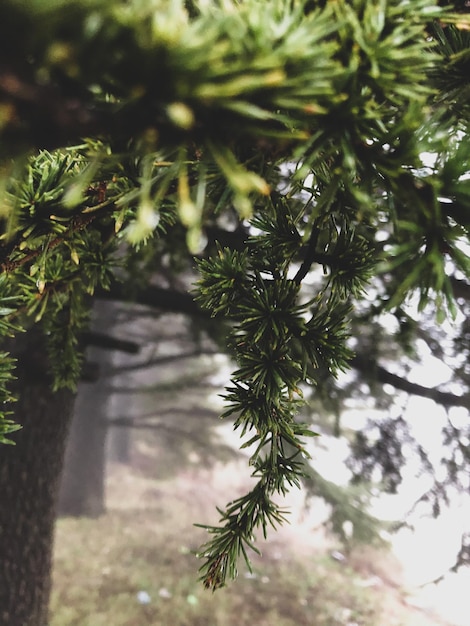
[107,421,131,464]
[0,328,75,626]
[58,377,107,517]
[58,300,122,517]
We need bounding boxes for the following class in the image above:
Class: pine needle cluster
[0,0,468,585]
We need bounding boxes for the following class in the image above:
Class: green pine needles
[0,0,469,590]
[195,195,370,589]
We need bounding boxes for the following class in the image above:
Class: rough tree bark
[0,328,75,626]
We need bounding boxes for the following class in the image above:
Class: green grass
[51,508,376,625]
[50,461,433,626]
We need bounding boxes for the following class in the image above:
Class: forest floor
[50,450,456,626]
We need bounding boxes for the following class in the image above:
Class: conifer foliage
[0,0,469,591]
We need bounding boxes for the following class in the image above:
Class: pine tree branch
[98,282,470,409]
[0,211,100,273]
[450,277,470,301]
[293,222,321,285]
[96,281,204,317]
[351,354,470,410]
[103,349,221,377]
[81,331,140,354]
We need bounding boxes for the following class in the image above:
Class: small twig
[81,331,140,354]
[103,348,221,377]
[293,220,321,284]
[0,211,99,274]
